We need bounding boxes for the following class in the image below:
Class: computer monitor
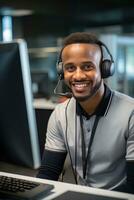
[0,39,41,170]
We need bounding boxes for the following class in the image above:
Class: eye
[82,63,94,71]
[64,65,76,72]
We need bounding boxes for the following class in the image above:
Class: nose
[73,68,86,80]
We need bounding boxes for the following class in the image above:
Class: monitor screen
[0,39,41,170]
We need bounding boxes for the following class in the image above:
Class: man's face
[62,43,102,102]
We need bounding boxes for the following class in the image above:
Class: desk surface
[0,172,133,200]
[33,98,57,109]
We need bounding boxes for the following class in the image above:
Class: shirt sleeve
[45,107,67,152]
[126,111,134,160]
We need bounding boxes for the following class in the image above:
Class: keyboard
[0,175,54,200]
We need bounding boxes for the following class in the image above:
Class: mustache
[71,80,90,84]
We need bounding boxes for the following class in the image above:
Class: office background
[0,0,134,100]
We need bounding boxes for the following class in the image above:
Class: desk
[0,172,133,200]
[33,98,57,110]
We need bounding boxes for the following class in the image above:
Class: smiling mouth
[72,82,89,91]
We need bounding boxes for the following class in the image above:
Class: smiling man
[37,32,134,194]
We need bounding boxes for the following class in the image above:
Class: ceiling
[0,0,134,38]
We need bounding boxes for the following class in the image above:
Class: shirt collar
[76,84,113,119]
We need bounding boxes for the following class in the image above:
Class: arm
[116,111,134,194]
[114,161,134,194]
[37,105,67,180]
[114,111,134,194]
[126,161,134,194]
[37,149,67,180]
[125,111,134,193]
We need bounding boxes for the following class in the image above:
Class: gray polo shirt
[45,89,134,190]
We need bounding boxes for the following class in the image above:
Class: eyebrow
[63,61,94,67]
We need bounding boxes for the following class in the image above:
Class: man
[37,32,134,193]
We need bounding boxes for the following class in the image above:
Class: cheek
[63,74,70,86]
[94,72,100,80]
[88,71,99,81]
[64,72,70,81]
[92,69,101,80]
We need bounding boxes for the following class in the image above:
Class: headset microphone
[54,75,72,98]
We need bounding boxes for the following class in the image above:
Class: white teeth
[74,83,87,88]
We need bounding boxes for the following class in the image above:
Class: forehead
[61,43,101,61]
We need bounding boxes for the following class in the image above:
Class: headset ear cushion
[56,62,64,79]
[101,59,115,78]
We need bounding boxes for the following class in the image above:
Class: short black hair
[62,32,101,47]
[59,32,103,63]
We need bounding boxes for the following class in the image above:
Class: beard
[72,79,102,102]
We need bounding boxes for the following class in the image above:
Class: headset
[56,41,115,80]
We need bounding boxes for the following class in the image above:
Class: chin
[73,94,92,102]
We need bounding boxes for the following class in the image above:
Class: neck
[79,83,105,115]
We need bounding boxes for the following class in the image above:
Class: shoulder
[110,90,134,119]
[54,97,76,114]
[113,90,134,106]
[47,97,76,124]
